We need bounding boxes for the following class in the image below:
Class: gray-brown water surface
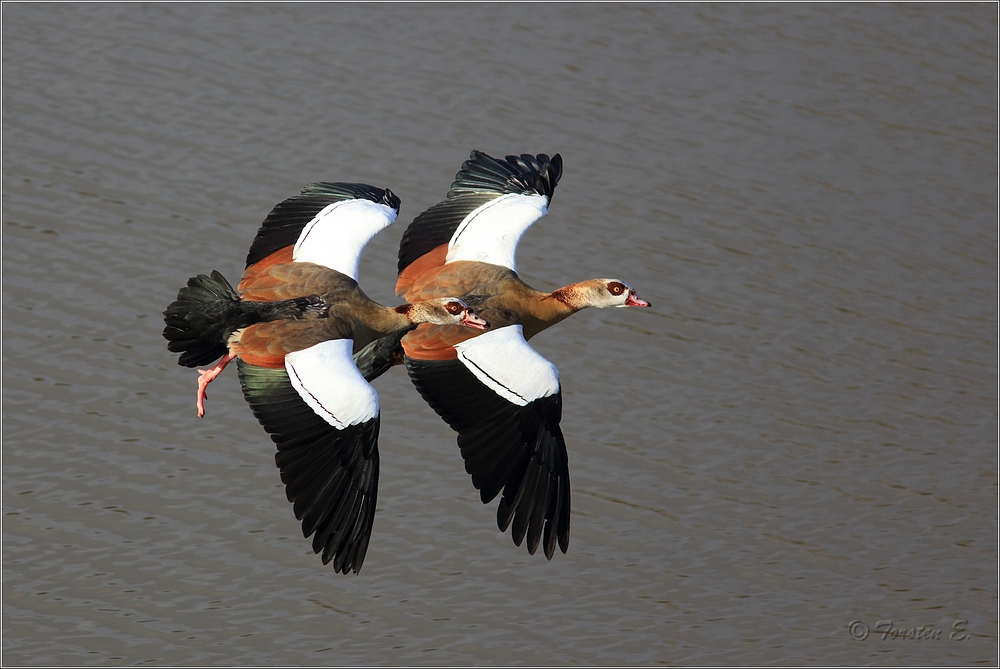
[3,3,997,666]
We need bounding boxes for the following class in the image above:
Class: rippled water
[3,3,997,665]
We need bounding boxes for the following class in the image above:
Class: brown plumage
[396,251,648,359]
[188,261,486,400]
[232,260,478,367]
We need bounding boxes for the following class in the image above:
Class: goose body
[380,151,650,560]
[163,183,486,573]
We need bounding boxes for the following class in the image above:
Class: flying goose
[163,183,487,573]
[358,152,650,560]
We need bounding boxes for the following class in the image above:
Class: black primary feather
[405,355,570,559]
[447,151,562,200]
[352,327,413,382]
[238,360,380,574]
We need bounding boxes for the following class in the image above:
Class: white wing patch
[455,325,560,406]
[445,193,548,272]
[293,199,397,280]
[285,339,379,428]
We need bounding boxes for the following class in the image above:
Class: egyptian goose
[163,183,487,573]
[365,151,650,561]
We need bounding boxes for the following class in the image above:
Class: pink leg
[196,351,237,418]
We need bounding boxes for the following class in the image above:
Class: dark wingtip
[381,187,401,213]
[449,150,563,199]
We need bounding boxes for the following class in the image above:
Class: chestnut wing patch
[400,323,482,361]
[232,318,353,368]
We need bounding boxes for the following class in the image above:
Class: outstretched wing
[403,324,570,559]
[244,182,401,281]
[237,338,380,574]
[396,151,562,295]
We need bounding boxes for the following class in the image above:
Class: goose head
[402,298,490,329]
[556,279,651,309]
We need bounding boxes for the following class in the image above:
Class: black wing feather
[353,327,412,382]
[237,359,380,574]
[405,356,570,559]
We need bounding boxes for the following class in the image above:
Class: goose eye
[446,302,463,315]
[608,281,626,296]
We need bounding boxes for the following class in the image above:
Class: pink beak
[625,290,651,308]
[462,311,490,330]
